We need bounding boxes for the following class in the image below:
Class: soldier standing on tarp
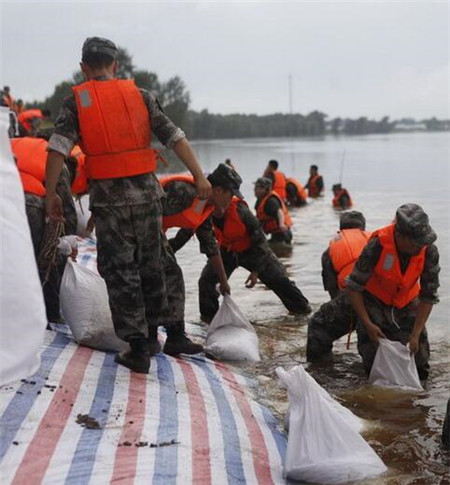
[45,37,210,374]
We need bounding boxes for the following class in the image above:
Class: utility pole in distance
[288,74,293,115]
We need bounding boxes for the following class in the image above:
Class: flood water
[162,132,450,484]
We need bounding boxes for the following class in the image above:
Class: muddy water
[162,132,449,484]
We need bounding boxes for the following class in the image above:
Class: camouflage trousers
[356,293,430,380]
[199,247,309,319]
[93,201,185,342]
[306,292,355,362]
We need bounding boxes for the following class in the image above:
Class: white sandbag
[277,365,387,484]
[284,382,363,434]
[369,338,423,391]
[205,294,260,362]
[0,107,47,385]
[60,259,127,352]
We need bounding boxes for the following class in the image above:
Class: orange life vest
[332,188,353,208]
[329,229,371,290]
[17,109,43,132]
[70,145,88,195]
[11,137,47,197]
[72,79,157,180]
[256,191,292,234]
[213,197,252,253]
[160,174,214,231]
[272,170,287,200]
[308,174,322,198]
[286,177,307,202]
[364,224,426,309]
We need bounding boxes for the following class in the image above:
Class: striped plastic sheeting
[0,238,287,484]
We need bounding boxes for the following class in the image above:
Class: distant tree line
[25,47,449,140]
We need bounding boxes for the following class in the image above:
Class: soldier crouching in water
[306,211,370,362]
[45,37,211,374]
[347,204,440,380]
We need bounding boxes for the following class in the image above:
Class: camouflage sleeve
[56,165,77,235]
[195,216,219,257]
[264,196,282,218]
[168,228,195,253]
[140,89,186,149]
[48,95,79,157]
[322,248,339,298]
[237,202,268,250]
[419,244,440,304]
[345,237,382,292]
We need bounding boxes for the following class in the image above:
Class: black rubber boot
[163,322,203,356]
[290,304,312,316]
[148,326,162,356]
[115,337,151,373]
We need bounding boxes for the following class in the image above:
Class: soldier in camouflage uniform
[45,37,211,373]
[347,204,440,380]
[14,134,77,322]
[170,190,311,321]
[306,211,367,362]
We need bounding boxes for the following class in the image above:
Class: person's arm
[321,248,339,299]
[144,91,211,200]
[169,228,195,253]
[209,254,230,295]
[347,290,386,341]
[346,237,385,342]
[45,150,65,221]
[196,217,230,295]
[172,138,211,200]
[277,208,287,232]
[46,96,79,221]
[408,302,433,354]
[408,244,440,353]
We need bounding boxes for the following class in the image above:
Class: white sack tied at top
[60,259,127,352]
[0,107,47,385]
[276,365,387,484]
[205,294,260,362]
[369,338,423,391]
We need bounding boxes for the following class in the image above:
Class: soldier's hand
[408,335,420,354]
[45,193,64,222]
[366,323,386,342]
[195,175,212,200]
[219,281,231,296]
[279,222,288,232]
[245,272,258,288]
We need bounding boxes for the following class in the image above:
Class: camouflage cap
[208,163,244,199]
[340,210,366,230]
[395,203,436,246]
[82,37,117,60]
[254,177,272,190]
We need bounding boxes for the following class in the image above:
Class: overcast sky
[2,1,449,119]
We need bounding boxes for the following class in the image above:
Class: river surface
[161,132,450,484]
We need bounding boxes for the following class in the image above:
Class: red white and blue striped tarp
[0,238,287,484]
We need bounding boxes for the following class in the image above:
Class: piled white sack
[0,107,47,385]
[60,259,127,352]
[369,338,423,391]
[205,294,260,362]
[277,365,387,484]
